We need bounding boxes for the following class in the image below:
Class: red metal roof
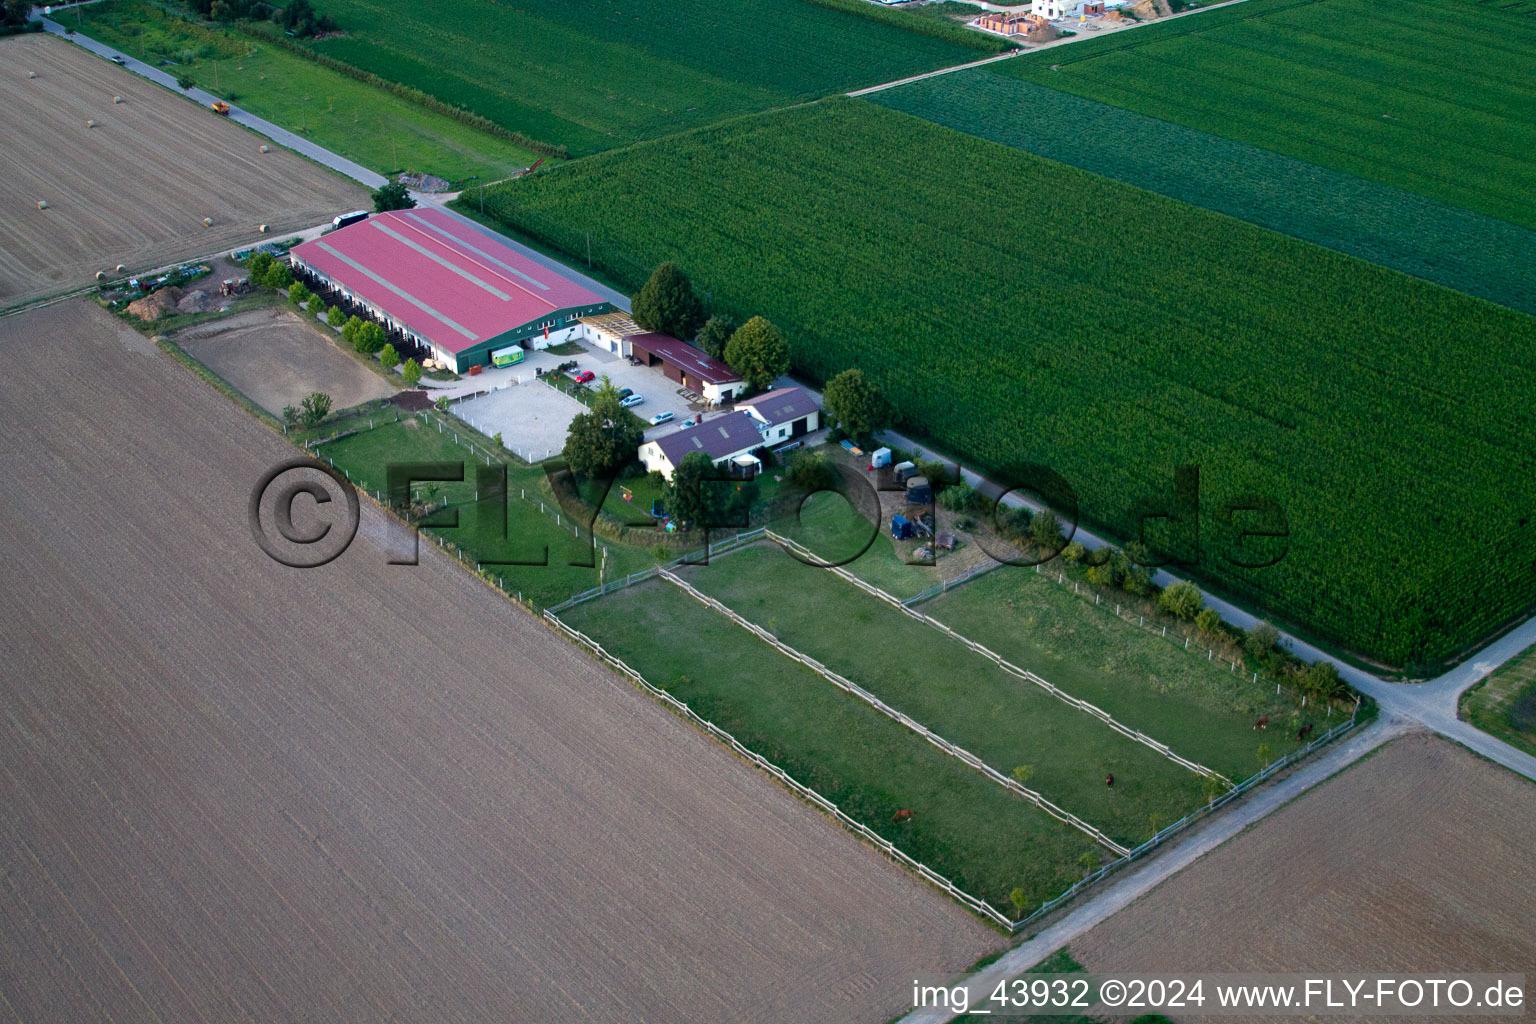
[629,333,741,386]
[291,208,604,354]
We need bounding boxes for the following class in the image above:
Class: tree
[176,75,195,91]
[2,2,35,27]
[1158,580,1203,620]
[724,316,790,394]
[631,262,704,340]
[296,391,331,428]
[1256,742,1273,768]
[287,281,310,306]
[1123,564,1154,596]
[1012,765,1034,786]
[379,343,400,370]
[785,448,833,492]
[247,251,274,282]
[1062,541,1086,563]
[341,315,363,348]
[1302,661,1345,703]
[326,305,345,328]
[563,379,644,477]
[371,180,415,212]
[401,358,422,386]
[695,313,737,359]
[666,451,722,529]
[353,321,386,354]
[1008,888,1028,919]
[1029,508,1062,550]
[822,367,894,444]
[435,395,451,412]
[258,260,292,290]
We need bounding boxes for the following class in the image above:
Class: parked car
[616,388,633,399]
[620,394,645,408]
[109,55,128,65]
[648,410,675,426]
[572,370,595,384]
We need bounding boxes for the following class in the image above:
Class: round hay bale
[115,264,126,272]
[258,223,269,233]
[202,217,214,227]
[96,270,106,280]
[86,119,97,128]
[259,144,269,153]
[113,95,122,104]
[28,71,37,79]
[37,200,48,210]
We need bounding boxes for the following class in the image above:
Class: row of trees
[631,264,791,394]
[188,0,335,36]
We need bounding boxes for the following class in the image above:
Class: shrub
[287,281,310,306]
[786,449,833,492]
[326,305,346,328]
[379,343,400,369]
[1195,607,1222,636]
[401,358,421,386]
[1244,621,1280,660]
[1159,580,1203,620]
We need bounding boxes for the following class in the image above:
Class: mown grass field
[559,579,1102,910]
[1460,643,1536,758]
[872,72,1536,316]
[998,0,1536,230]
[479,98,1536,669]
[681,544,1208,846]
[77,1,547,182]
[921,569,1310,781]
[316,416,656,607]
[303,0,994,155]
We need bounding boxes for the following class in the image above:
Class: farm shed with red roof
[290,208,611,373]
[626,333,743,405]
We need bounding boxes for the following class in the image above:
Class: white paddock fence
[547,528,767,614]
[764,531,1229,784]
[658,568,1130,856]
[542,609,1015,930]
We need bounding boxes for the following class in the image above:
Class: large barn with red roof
[290,208,612,373]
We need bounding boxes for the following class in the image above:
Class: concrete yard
[175,306,397,416]
[0,33,364,309]
[0,300,1000,1023]
[455,377,588,463]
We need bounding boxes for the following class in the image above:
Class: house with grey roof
[737,387,821,444]
[638,411,766,481]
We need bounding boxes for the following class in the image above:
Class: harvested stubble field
[0,34,363,308]
[0,300,999,1023]
[174,305,397,415]
[1068,732,1536,1023]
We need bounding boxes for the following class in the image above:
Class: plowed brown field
[0,34,363,307]
[0,301,999,1023]
[1070,732,1536,1022]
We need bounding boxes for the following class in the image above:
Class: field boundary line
[658,567,1131,856]
[541,607,1015,929]
[764,531,1229,784]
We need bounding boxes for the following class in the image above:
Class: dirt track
[0,301,999,1023]
[1070,732,1536,1022]
[0,34,363,307]
[176,306,397,414]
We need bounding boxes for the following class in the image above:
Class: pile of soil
[126,287,181,321]
[176,290,216,314]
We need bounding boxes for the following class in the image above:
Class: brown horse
[893,809,913,824]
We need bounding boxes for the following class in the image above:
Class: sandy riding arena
[0,300,998,1024]
[0,34,363,308]
[1069,731,1536,1022]
[175,306,397,415]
